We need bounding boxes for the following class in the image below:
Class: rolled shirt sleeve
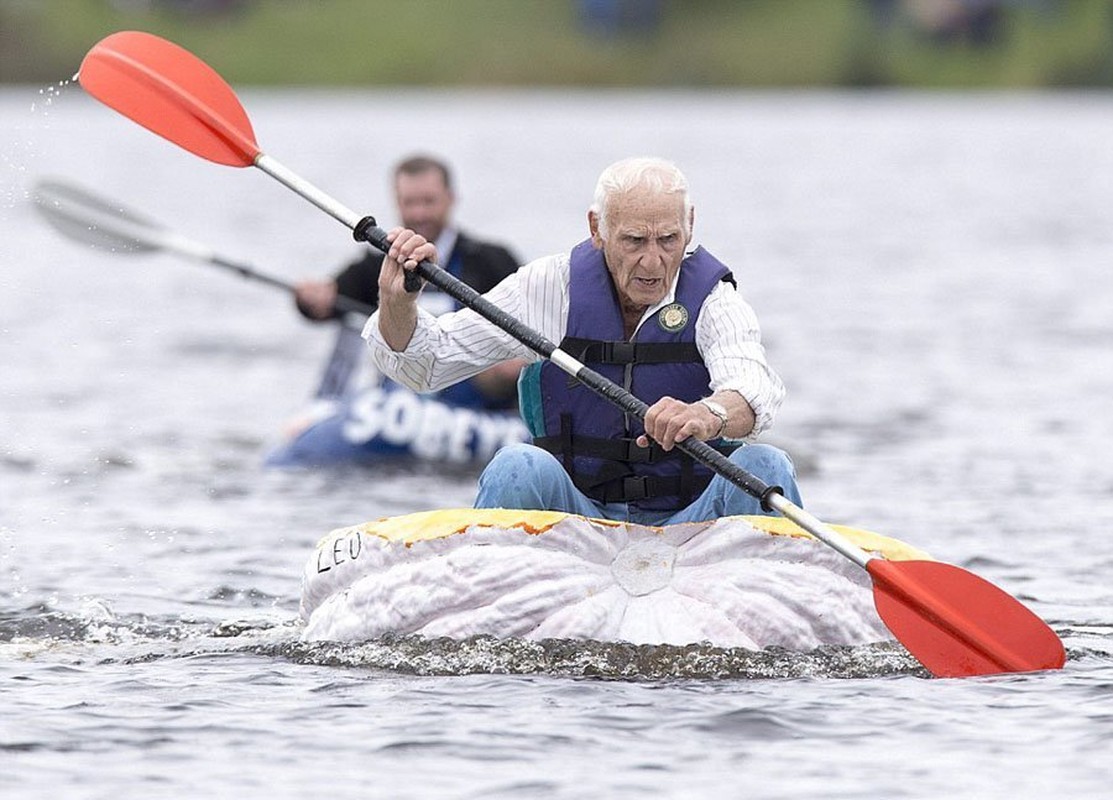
[695,280,785,439]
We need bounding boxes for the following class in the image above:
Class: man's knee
[483,443,565,478]
[476,443,567,508]
[730,443,801,502]
[731,443,793,474]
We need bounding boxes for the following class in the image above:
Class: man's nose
[640,240,664,262]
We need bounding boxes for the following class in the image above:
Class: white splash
[2,78,77,211]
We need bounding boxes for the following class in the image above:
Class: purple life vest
[533,239,736,512]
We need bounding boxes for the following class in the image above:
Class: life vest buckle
[621,476,650,501]
[604,342,636,364]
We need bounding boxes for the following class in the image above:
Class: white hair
[590,157,692,239]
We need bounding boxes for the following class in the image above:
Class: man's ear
[686,206,695,246]
[588,210,604,249]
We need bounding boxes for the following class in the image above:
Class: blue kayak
[266,380,529,468]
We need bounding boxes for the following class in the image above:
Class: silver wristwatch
[698,398,729,439]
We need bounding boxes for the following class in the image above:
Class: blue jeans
[474,442,803,526]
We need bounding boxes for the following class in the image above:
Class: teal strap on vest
[516,361,546,437]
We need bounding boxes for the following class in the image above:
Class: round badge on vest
[657,303,689,333]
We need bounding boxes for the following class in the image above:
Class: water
[2,84,1112,798]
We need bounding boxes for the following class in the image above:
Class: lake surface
[2,85,1112,798]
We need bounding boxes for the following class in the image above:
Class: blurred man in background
[295,154,525,409]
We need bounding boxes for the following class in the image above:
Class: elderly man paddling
[367,157,801,524]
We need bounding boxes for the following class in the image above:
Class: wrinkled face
[590,188,692,311]
[395,169,454,242]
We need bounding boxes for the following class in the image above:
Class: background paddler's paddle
[31,177,374,320]
[77,30,1065,678]
[33,176,372,399]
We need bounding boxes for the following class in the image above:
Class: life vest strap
[574,472,712,504]
[534,432,672,464]
[560,337,701,365]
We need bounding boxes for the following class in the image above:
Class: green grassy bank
[2,0,1112,87]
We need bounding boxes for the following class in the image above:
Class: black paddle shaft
[353,217,783,511]
[208,254,371,318]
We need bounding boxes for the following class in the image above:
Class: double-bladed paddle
[76,30,1065,677]
[31,177,374,320]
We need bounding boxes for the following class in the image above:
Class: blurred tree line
[2,0,1111,87]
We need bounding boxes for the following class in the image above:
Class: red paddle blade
[868,559,1065,678]
[78,31,259,168]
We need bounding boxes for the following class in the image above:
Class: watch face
[657,303,689,333]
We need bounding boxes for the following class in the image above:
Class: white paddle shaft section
[254,154,362,230]
[766,493,872,568]
[549,348,585,377]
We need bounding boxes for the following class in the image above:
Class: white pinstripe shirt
[364,249,785,438]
